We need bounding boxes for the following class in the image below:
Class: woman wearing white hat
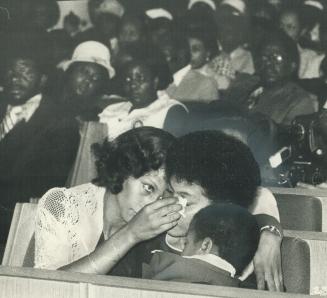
[59,41,115,120]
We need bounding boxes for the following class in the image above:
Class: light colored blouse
[166,65,219,103]
[34,183,105,269]
[98,93,186,140]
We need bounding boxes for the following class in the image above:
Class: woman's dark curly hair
[166,130,261,208]
[92,127,175,194]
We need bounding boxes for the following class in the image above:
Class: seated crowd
[1,0,327,294]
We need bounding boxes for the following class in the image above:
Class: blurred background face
[123,62,157,108]
[67,62,106,99]
[217,18,244,53]
[189,37,208,69]
[279,12,301,41]
[119,19,143,46]
[4,58,43,106]
[156,34,190,74]
[150,20,171,47]
[256,43,290,86]
[29,0,59,30]
[94,13,119,38]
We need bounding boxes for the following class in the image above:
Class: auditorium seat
[3,203,327,295]
[271,187,327,232]
[66,121,108,187]
[283,230,327,295]
[2,203,37,267]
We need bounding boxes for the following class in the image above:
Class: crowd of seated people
[2,0,327,294]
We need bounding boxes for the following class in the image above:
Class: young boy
[143,204,260,287]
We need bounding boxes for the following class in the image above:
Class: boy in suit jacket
[143,204,260,287]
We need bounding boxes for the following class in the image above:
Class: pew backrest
[66,121,108,187]
[271,187,327,231]
[2,203,37,267]
[0,266,314,298]
[283,230,327,295]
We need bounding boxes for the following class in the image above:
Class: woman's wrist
[124,223,141,245]
[255,214,283,237]
[260,229,283,246]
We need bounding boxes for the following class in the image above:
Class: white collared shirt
[173,65,192,87]
[6,93,42,123]
[183,254,236,277]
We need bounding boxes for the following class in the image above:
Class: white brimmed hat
[62,41,115,79]
[188,0,216,11]
[304,0,324,11]
[221,0,246,14]
[94,0,125,18]
[145,8,173,21]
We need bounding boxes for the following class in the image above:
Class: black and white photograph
[0,0,326,297]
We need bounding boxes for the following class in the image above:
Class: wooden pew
[270,187,327,232]
[283,230,327,295]
[66,122,108,187]
[0,266,315,298]
[2,203,37,267]
[3,203,327,295]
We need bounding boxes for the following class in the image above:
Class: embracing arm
[35,191,181,274]
[60,224,138,274]
[249,187,283,292]
[61,197,181,274]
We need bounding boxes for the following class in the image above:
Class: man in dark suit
[0,48,80,244]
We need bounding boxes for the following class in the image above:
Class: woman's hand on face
[126,197,182,243]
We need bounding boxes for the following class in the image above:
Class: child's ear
[200,237,213,254]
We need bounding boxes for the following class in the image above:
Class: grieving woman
[34,127,182,277]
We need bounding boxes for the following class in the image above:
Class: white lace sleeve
[34,183,105,270]
[34,188,73,270]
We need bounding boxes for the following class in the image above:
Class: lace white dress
[34,183,105,269]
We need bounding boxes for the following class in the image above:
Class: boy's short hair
[190,203,260,274]
[166,130,261,208]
